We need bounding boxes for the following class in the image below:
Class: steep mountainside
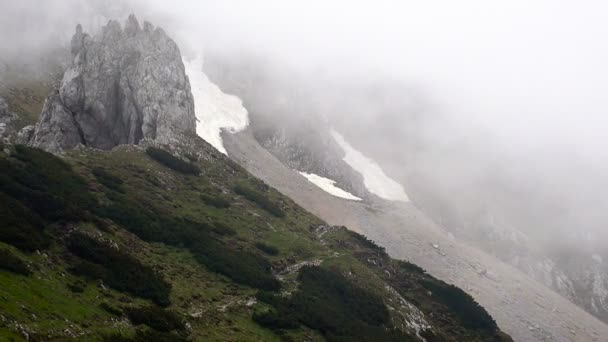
[0,138,510,341]
[223,128,608,342]
[203,53,370,200]
[204,52,608,328]
[0,16,511,342]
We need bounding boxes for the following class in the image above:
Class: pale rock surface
[26,15,195,152]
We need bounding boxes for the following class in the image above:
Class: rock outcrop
[26,15,195,152]
[0,97,16,142]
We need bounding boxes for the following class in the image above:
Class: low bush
[200,193,231,208]
[347,230,387,257]
[67,279,87,293]
[103,330,188,342]
[99,302,123,316]
[254,266,411,341]
[1,145,95,221]
[0,248,31,275]
[255,242,279,256]
[234,183,285,218]
[0,193,50,251]
[98,196,279,291]
[211,221,236,236]
[421,279,497,332]
[0,146,95,251]
[125,306,184,332]
[190,240,281,291]
[67,233,171,306]
[92,167,125,193]
[146,147,200,175]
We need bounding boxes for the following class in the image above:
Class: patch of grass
[234,182,285,218]
[67,233,171,306]
[146,147,200,175]
[0,248,31,275]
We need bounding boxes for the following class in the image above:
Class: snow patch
[184,56,249,155]
[331,129,409,202]
[299,172,362,201]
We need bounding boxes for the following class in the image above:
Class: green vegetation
[104,330,189,342]
[146,147,200,175]
[0,145,95,251]
[201,192,231,208]
[255,242,279,256]
[234,182,285,217]
[92,167,125,193]
[255,266,410,341]
[125,306,185,332]
[0,140,509,341]
[0,248,31,275]
[421,278,497,332]
[96,194,280,291]
[67,233,171,306]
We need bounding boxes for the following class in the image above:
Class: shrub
[347,230,387,257]
[0,248,31,275]
[146,147,200,175]
[211,221,236,236]
[103,330,188,342]
[99,302,123,316]
[254,266,411,341]
[190,239,281,291]
[67,279,87,293]
[255,242,279,256]
[421,279,497,332]
[200,193,231,209]
[67,233,171,306]
[125,306,185,332]
[92,167,125,193]
[4,146,95,220]
[234,183,285,217]
[97,196,279,291]
[0,193,50,251]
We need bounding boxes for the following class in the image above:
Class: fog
[2,0,608,254]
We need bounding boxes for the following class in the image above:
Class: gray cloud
[1,0,607,253]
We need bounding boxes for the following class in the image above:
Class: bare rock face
[27,15,195,152]
[0,97,15,142]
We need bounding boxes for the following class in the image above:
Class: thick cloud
[2,0,607,252]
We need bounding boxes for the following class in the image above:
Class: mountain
[203,53,608,341]
[20,15,195,153]
[0,16,511,341]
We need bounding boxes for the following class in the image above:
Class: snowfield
[184,56,249,155]
[331,129,410,202]
[299,172,362,201]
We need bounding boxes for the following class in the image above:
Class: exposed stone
[27,15,196,152]
[0,97,16,142]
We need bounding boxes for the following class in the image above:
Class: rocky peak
[25,15,196,152]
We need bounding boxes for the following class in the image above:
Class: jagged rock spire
[25,15,196,152]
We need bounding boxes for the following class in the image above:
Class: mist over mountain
[2,1,608,341]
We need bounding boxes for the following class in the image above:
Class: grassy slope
[0,139,511,342]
